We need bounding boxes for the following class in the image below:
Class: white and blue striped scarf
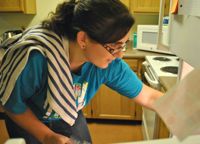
[0,26,78,126]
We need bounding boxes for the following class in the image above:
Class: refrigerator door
[169,12,200,68]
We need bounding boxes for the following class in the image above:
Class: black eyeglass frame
[73,27,129,55]
[102,40,129,55]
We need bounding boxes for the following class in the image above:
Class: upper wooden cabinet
[120,0,130,9]
[131,0,160,13]
[0,0,36,14]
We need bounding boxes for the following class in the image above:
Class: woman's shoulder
[82,59,128,76]
[29,50,47,63]
[25,50,47,73]
[109,58,128,69]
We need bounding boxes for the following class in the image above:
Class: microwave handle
[144,72,159,87]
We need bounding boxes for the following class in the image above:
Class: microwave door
[137,25,158,52]
[136,25,172,54]
[142,31,158,51]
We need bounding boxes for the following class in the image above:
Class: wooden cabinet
[131,0,160,13]
[119,0,170,14]
[120,0,130,9]
[90,85,137,120]
[83,58,144,120]
[0,0,36,14]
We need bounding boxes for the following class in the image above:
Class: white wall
[0,0,64,34]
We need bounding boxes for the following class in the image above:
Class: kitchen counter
[123,41,168,59]
[123,48,166,58]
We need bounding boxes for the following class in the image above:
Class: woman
[0,0,162,143]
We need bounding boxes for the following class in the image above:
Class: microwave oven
[136,25,170,54]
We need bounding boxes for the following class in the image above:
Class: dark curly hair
[42,0,134,44]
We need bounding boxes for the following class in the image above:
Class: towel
[153,69,200,140]
[0,25,78,126]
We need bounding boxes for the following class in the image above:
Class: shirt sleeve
[104,58,143,98]
[4,50,47,114]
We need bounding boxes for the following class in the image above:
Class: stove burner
[160,66,178,74]
[153,57,171,62]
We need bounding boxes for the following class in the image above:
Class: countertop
[123,41,167,59]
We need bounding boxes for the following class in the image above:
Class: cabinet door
[91,85,136,120]
[131,0,160,13]
[0,0,36,14]
[0,0,23,12]
[124,58,144,79]
[82,103,92,118]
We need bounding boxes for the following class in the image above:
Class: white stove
[142,55,180,140]
[142,55,179,89]
[146,56,179,79]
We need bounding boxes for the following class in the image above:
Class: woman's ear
[77,31,87,50]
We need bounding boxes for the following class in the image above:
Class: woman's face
[83,30,131,69]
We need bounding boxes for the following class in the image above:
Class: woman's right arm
[5,107,73,144]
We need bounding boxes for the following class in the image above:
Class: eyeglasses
[102,40,129,55]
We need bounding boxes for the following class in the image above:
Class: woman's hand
[43,132,74,144]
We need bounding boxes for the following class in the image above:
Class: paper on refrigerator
[153,69,200,140]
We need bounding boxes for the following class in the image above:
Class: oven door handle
[144,72,159,87]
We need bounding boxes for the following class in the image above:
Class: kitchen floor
[0,119,143,144]
[87,119,143,144]
[0,120,9,144]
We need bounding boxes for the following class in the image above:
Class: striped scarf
[0,26,78,126]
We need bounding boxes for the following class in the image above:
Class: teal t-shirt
[4,50,143,119]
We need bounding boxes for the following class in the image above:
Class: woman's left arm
[103,59,163,111]
[133,84,163,111]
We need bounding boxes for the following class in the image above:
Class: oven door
[141,61,160,140]
[142,61,160,90]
